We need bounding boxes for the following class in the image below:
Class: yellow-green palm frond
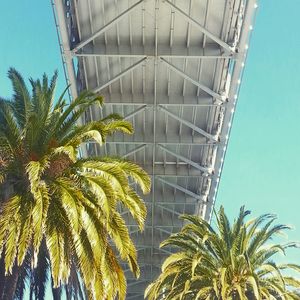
[52,178,82,233]
[100,157,151,194]
[0,70,150,299]
[107,211,134,259]
[75,159,133,198]
[0,195,22,274]
[7,68,32,128]
[50,146,77,162]
[17,210,33,265]
[57,91,103,127]
[123,188,147,230]
[45,198,74,287]
[61,118,133,149]
[81,173,117,219]
[71,229,95,288]
[102,119,134,135]
[4,215,21,275]
[31,183,49,265]
[146,207,300,300]
[45,227,70,287]
[102,246,127,300]
[0,100,22,153]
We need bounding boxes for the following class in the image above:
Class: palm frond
[7,68,32,128]
[147,207,300,299]
[0,70,150,299]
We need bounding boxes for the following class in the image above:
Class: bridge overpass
[52,0,257,298]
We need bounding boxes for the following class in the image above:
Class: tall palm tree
[145,206,300,300]
[0,68,151,299]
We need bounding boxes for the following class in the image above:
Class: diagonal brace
[157,177,205,201]
[124,105,147,120]
[72,0,144,52]
[163,0,234,53]
[156,204,182,217]
[160,58,224,101]
[123,144,147,158]
[127,280,149,288]
[93,57,147,93]
[158,105,218,142]
[158,144,212,174]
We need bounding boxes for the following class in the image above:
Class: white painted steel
[52,0,257,298]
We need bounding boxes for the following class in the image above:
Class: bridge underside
[52,0,256,298]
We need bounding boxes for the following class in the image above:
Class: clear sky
[0,1,65,97]
[216,0,300,263]
[0,0,299,293]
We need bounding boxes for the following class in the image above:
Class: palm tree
[145,206,300,300]
[0,68,151,299]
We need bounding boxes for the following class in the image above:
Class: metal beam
[93,57,147,92]
[127,280,149,288]
[205,0,258,221]
[74,44,234,59]
[154,201,198,205]
[52,0,77,99]
[127,225,182,229]
[102,93,214,105]
[137,200,195,206]
[158,105,218,142]
[53,0,257,294]
[158,144,212,174]
[52,0,89,158]
[103,102,218,107]
[151,0,160,278]
[124,105,147,120]
[90,141,215,146]
[156,226,175,236]
[101,95,216,106]
[123,144,147,158]
[159,247,174,255]
[155,161,203,166]
[156,204,182,217]
[127,293,146,300]
[163,0,234,53]
[157,177,205,201]
[160,58,224,101]
[155,175,204,178]
[72,0,144,53]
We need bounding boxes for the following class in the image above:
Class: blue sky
[217,0,300,261]
[0,0,299,292]
[0,1,65,97]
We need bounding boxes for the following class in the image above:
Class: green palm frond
[55,90,103,134]
[100,157,151,193]
[0,100,22,152]
[17,207,33,265]
[146,206,300,300]
[0,70,151,299]
[7,68,32,128]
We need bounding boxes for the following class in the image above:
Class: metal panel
[52,0,257,298]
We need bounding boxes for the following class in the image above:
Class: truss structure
[52,0,257,298]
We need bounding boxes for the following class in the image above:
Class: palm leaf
[147,206,300,299]
[0,70,149,299]
[7,68,32,128]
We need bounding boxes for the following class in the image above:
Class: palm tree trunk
[52,287,62,300]
[1,263,20,300]
[52,277,62,300]
[0,256,6,299]
[0,181,17,300]
[29,281,34,300]
[65,286,72,300]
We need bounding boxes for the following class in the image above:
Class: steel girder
[52,0,257,298]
